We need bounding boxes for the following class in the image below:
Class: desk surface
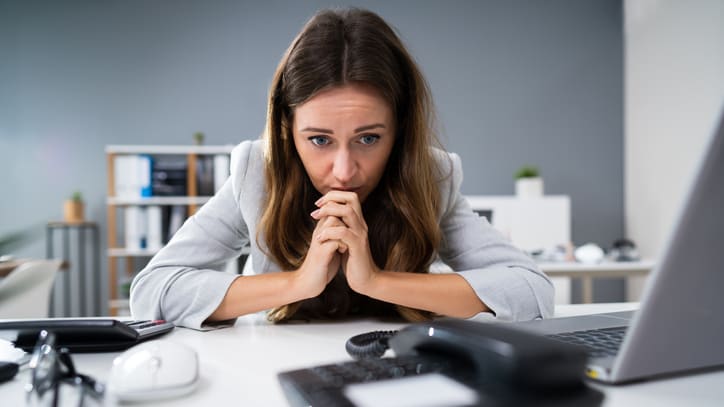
[1,303,722,406]
[538,259,655,274]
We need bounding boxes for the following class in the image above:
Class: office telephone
[278,319,603,406]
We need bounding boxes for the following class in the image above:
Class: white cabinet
[465,195,572,304]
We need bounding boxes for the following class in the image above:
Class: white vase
[515,177,544,198]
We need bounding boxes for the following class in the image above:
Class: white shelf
[107,196,212,206]
[105,144,237,316]
[108,248,159,257]
[105,145,236,154]
[537,260,655,274]
[108,246,250,257]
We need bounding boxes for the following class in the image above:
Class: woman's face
[292,83,395,202]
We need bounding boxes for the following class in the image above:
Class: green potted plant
[1,230,27,261]
[514,165,544,198]
[64,191,85,223]
[193,131,205,146]
[0,226,42,261]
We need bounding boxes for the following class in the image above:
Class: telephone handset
[387,319,589,393]
[278,319,603,406]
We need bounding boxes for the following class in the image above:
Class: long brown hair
[259,8,445,322]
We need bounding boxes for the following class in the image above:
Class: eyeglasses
[25,330,105,407]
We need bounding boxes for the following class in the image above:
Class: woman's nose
[332,149,357,183]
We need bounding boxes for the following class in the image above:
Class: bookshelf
[105,144,236,315]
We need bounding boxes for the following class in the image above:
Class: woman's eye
[359,134,380,145]
[309,136,330,146]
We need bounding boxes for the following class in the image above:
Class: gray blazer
[130,140,554,329]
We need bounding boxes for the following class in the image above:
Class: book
[138,155,153,198]
[146,205,163,251]
[114,155,153,198]
[152,156,187,196]
[113,156,134,199]
[196,155,215,196]
[167,206,186,241]
[124,206,144,250]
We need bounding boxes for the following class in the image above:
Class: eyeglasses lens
[25,331,104,407]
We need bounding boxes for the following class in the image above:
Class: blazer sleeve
[437,152,554,321]
[129,142,253,330]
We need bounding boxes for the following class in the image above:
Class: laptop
[512,111,724,384]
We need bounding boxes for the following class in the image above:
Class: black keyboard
[0,318,174,352]
[279,354,604,407]
[278,355,457,407]
[546,326,627,358]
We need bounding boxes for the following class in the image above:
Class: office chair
[0,259,62,319]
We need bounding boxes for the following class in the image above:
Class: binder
[124,206,143,250]
[146,206,163,251]
[137,155,153,198]
[213,154,230,192]
[114,155,153,198]
[167,206,186,240]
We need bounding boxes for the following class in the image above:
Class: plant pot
[63,200,85,223]
[515,177,544,198]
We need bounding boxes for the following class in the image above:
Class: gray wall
[0,0,624,309]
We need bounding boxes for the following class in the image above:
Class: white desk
[539,260,655,304]
[1,303,723,406]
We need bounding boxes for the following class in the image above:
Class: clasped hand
[295,191,380,298]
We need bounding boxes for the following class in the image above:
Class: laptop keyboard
[546,326,627,358]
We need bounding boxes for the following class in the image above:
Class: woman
[130,8,553,330]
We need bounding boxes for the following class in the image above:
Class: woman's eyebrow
[355,123,385,133]
[300,127,333,134]
[299,123,386,134]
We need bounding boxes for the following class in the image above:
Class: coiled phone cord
[345,330,398,359]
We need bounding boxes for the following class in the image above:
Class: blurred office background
[1,0,722,315]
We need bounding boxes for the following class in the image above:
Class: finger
[315,214,344,226]
[316,225,357,248]
[312,216,353,255]
[311,203,345,220]
[312,202,365,231]
[315,238,342,258]
[312,214,344,235]
[314,235,348,254]
[316,191,363,217]
[327,240,348,255]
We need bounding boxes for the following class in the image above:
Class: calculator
[0,318,174,352]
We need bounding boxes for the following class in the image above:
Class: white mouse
[107,340,199,402]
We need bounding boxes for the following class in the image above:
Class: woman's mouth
[330,187,361,193]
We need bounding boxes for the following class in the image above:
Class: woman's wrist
[289,266,324,300]
[207,270,316,322]
[348,268,383,297]
[354,271,488,318]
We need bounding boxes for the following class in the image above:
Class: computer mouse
[107,339,199,402]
